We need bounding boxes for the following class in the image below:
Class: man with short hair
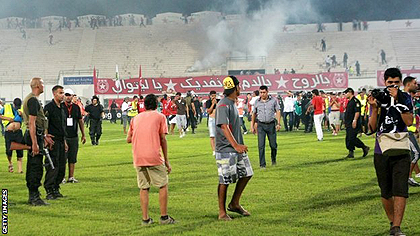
[185,92,196,134]
[356,88,368,133]
[22,77,54,206]
[343,88,370,158]
[0,98,24,173]
[215,76,253,221]
[43,85,68,200]
[402,76,420,187]
[127,94,175,225]
[309,89,324,141]
[121,97,130,134]
[283,91,295,131]
[63,89,86,183]
[328,92,340,135]
[174,92,188,138]
[127,96,139,124]
[85,96,104,145]
[206,91,218,156]
[251,86,281,168]
[368,68,412,236]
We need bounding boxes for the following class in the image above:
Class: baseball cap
[64,88,75,95]
[223,76,240,90]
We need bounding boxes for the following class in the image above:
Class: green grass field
[1,120,419,236]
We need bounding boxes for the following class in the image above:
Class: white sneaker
[61,178,66,184]
[212,151,216,156]
[415,173,420,178]
[68,177,79,183]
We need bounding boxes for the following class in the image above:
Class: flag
[115,65,121,91]
[138,65,142,95]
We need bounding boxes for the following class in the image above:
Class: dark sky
[0,0,419,23]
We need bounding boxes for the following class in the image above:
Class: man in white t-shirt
[283,91,296,131]
[121,97,130,134]
[236,97,247,134]
[249,90,260,115]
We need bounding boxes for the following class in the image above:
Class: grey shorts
[176,115,187,129]
[215,152,253,185]
[122,114,128,128]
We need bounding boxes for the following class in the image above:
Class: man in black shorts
[63,89,86,183]
[215,76,253,221]
[0,98,24,173]
[368,68,412,236]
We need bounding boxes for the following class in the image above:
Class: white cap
[64,88,75,95]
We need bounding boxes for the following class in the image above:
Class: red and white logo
[332,73,347,88]
[97,79,109,93]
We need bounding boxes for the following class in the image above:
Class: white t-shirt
[283,96,295,113]
[236,98,245,118]
[249,96,259,113]
[121,102,129,115]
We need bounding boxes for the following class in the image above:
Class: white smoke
[188,0,319,72]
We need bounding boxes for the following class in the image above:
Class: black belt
[258,120,275,124]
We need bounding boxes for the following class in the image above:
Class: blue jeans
[283,112,294,131]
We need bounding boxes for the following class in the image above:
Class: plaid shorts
[215,152,254,184]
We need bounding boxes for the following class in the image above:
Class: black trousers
[186,110,196,130]
[239,117,247,132]
[89,119,102,142]
[304,113,314,132]
[294,114,301,129]
[345,126,365,151]
[44,138,66,190]
[24,131,44,193]
[257,122,277,167]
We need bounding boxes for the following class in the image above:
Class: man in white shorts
[328,92,341,135]
[206,91,218,155]
[174,92,188,138]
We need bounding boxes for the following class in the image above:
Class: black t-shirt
[344,97,361,127]
[44,100,66,138]
[378,91,413,133]
[64,103,82,138]
[28,97,40,116]
[85,104,104,120]
[206,99,220,109]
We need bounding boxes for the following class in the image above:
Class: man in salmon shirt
[126,94,175,225]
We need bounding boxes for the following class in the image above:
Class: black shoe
[46,189,57,200]
[390,226,406,236]
[272,162,277,166]
[53,188,64,198]
[362,146,370,157]
[345,151,354,158]
[28,192,49,206]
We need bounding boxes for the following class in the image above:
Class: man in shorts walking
[206,91,218,156]
[174,92,188,138]
[215,76,253,221]
[127,94,175,225]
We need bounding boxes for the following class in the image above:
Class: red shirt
[312,96,324,115]
[137,100,146,113]
[339,97,349,113]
